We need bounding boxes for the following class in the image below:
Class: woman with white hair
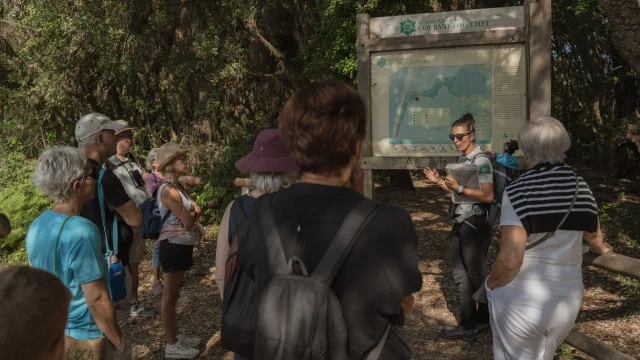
[26,146,131,358]
[486,117,613,360]
[216,129,299,360]
[145,147,164,196]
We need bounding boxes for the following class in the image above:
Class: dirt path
[127,179,640,359]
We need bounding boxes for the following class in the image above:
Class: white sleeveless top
[157,183,196,245]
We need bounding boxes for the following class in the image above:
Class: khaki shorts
[128,229,145,264]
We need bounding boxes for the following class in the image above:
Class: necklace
[292,181,349,236]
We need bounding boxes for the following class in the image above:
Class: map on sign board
[371,44,526,157]
[389,64,492,144]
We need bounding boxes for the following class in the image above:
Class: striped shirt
[504,163,598,235]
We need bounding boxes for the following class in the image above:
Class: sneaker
[475,322,491,334]
[165,340,199,359]
[153,280,164,295]
[439,325,476,342]
[177,333,201,347]
[130,302,157,317]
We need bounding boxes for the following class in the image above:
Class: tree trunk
[599,0,640,73]
[390,170,416,191]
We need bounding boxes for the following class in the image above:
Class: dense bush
[0,0,638,260]
[0,149,51,264]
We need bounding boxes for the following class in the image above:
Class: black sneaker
[475,322,490,334]
[440,325,476,342]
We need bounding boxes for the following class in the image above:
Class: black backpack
[221,195,256,357]
[254,197,389,360]
[137,182,173,239]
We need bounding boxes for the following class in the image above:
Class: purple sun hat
[235,129,299,173]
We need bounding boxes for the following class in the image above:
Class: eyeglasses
[449,132,473,141]
[75,167,99,184]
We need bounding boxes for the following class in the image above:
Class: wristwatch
[457,185,464,195]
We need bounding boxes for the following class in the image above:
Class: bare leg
[154,266,161,282]
[162,270,186,345]
[130,262,140,304]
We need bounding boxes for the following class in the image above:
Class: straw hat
[156,143,188,172]
[235,129,299,173]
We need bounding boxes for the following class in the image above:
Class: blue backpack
[138,182,173,240]
[473,152,519,226]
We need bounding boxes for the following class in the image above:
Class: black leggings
[450,214,492,330]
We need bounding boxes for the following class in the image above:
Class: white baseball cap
[75,113,124,142]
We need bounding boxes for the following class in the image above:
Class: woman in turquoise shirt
[26,146,131,358]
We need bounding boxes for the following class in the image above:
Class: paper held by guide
[445,164,481,204]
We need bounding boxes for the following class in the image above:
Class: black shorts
[159,241,194,273]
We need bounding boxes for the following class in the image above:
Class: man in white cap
[105,120,157,318]
[76,113,143,335]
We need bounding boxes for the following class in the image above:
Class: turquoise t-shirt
[26,210,107,340]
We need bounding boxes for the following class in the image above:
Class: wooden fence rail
[582,246,640,281]
[563,248,640,360]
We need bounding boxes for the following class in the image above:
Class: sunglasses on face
[449,132,472,141]
[75,167,99,184]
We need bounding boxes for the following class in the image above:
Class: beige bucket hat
[156,142,188,172]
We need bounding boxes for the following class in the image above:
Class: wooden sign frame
[356,0,551,199]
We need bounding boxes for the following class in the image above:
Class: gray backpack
[255,198,389,360]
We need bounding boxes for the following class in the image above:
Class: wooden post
[179,176,202,186]
[234,177,250,195]
[528,0,552,121]
[356,13,375,199]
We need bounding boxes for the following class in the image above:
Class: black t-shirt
[238,183,423,359]
[80,158,134,265]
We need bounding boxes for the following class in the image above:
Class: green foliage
[0,150,52,264]
[556,343,576,359]
[0,0,638,258]
[189,137,254,224]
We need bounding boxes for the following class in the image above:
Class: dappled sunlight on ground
[124,177,639,359]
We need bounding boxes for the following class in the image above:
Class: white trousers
[488,284,582,360]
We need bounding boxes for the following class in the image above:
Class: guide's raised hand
[424,168,441,184]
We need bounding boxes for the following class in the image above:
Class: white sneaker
[177,333,201,347]
[165,340,199,359]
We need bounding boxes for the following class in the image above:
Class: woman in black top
[238,80,423,359]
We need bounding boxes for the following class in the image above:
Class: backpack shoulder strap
[228,195,251,245]
[470,151,492,164]
[525,175,580,250]
[312,200,381,285]
[259,194,290,276]
[154,181,173,224]
[97,169,111,254]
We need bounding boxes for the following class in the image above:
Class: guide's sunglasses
[449,132,472,141]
